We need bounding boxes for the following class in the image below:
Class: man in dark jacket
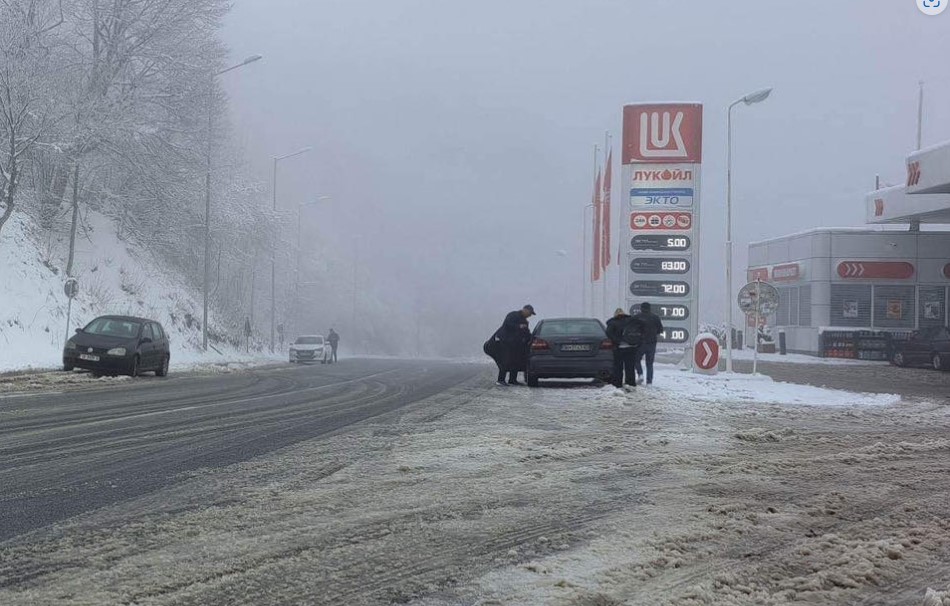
[327,329,340,363]
[633,302,664,385]
[489,305,536,385]
[605,308,643,389]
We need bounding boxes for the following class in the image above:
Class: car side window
[142,324,155,341]
[152,324,165,341]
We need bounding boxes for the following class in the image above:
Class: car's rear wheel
[932,353,949,371]
[892,351,906,367]
[128,355,140,378]
[156,355,169,377]
[63,363,74,372]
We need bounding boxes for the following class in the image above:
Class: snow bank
[0,212,271,372]
[731,348,879,366]
[652,366,899,407]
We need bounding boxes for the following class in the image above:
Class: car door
[140,323,157,369]
[153,323,170,363]
[909,328,937,366]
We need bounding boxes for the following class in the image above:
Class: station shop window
[830,284,872,328]
[774,286,809,327]
[919,286,948,329]
[872,285,915,330]
[777,288,791,326]
[788,287,800,327]
[799,285,812,327]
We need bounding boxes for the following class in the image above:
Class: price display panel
[630,280,690,298]
[631,234,691,252]
[658,327,691,344]
[623,118,701,357]
[630,257,691,275]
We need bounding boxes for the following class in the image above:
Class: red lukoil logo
[623,104,703,164]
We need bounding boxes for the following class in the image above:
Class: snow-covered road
[1,363,948,605]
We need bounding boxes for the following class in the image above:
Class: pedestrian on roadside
[606,308,643,390]
[633,302,664,385]
[486,305,536,386]
[327,328,340,363]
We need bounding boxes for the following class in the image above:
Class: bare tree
[0,0,65,238]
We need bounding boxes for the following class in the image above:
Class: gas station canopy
[866,139,950,225]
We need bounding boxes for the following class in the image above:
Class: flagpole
[603,132,610,319]
[582,204,590,315]
[591,143,599,318]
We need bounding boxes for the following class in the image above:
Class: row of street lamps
[202,54,329,352]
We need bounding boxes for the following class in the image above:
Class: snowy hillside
[0,211,273,372]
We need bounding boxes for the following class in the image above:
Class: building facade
[746,138,950,357]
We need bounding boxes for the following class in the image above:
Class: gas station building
[747,140,950,357]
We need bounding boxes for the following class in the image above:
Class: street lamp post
[203,54,262,351]
[269,147,312,353]
[725,87,772,373]
[293,196,331,333]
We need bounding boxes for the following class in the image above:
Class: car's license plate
[79,354,100,361]
[561,344,590,352]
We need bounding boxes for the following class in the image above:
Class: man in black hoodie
[633,302,664,385]
[606,308,643,389]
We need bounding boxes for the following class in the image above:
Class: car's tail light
[531,338,550,351]
[600,339,614,350]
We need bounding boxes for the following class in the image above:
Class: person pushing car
[633,302,664,385]
[606,308,644,390]
[485,305,535,386]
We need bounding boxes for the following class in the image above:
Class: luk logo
[918,0,947,15]
[907,161,922,186]
[639,112,687,158]
[623,104,703,164]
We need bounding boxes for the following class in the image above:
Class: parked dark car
[64,315,171,377]
[890,326,950,371]
[526,318,614,387]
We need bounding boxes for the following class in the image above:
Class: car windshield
[83,318,141,339]
[295,336,323,345]
[538,320,605,338]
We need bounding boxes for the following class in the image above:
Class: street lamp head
[301,195,331,207]
[242,54,263,66]
[742,88,773,105]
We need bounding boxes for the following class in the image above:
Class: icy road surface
[1,361,950,605]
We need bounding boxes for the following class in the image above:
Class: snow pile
[0,212,274,372]
[731,348,879,366]
[653,366,899,407]
[924,585,950,606]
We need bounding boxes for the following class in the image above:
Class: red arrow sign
[837,261,914,280]
[694,337,719,371]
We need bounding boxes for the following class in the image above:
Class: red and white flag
[592,169,602,282]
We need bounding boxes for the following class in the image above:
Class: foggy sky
[221,0,950,338]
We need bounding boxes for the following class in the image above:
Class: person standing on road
[327,329,340,363]
[606,308,643,389]
[488,305,536,386]
[633,302,663,385]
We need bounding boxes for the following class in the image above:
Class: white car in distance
[289,335,329,364]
